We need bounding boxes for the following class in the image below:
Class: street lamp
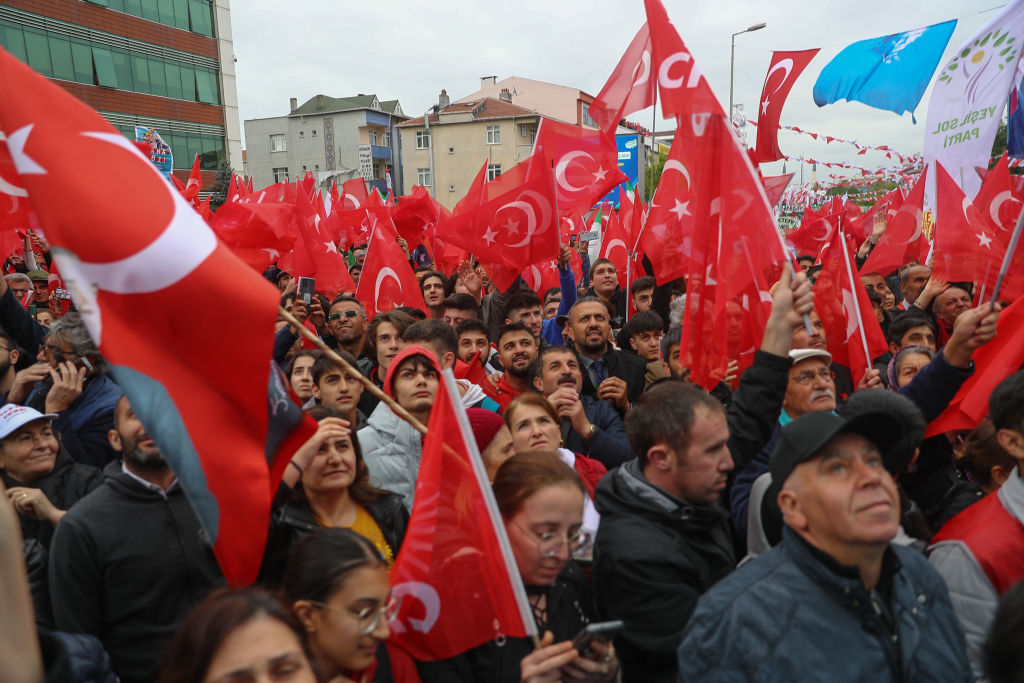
[729,22,767,123]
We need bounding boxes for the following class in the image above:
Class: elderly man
[932,286,973,345]
[677,410,971,682]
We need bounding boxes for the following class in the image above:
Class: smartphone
[571,620,624,656]
[297,277,316,305]
[53,288,72,300]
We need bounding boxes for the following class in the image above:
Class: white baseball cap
[788,348,833,366]
[0,404,58,440]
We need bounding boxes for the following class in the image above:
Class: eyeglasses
[791,368,836,385]
[328,310,360,321]
[512,521,591,558]
[312,596,401,635]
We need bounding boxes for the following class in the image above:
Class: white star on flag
[761,99,770,115]
[323,240,337,254]
[482,225,499,245]
[7,125,46,175]
[502,217,520,236]
[670,199,691,220]
[975,231,993,249]
[593,167,608,182]
[262,248,281,260]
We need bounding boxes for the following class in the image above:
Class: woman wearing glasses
[418,453,619,683]
[283,528,397,683]
[260,410,407,586]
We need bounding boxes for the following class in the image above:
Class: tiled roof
[290,94,401,116]
[398,97,538,127]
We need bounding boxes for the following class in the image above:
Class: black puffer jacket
[2,449,102,549]
[39,626,117,683]
[260,490,408,586]
[594,461,735,683]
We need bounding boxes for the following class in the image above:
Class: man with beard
[325,296,370,371]
[493,322,537,411]
[0,330,20,400]
[48,396,223,682]
[568,297,645,414]
[530,345,631,467]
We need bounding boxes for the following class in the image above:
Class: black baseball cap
[769,410,907,486]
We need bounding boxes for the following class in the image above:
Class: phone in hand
[297,277,316,306]
[571,620,624,657]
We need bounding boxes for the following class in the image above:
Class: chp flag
[0,46,317,585]
[389,369,536,660]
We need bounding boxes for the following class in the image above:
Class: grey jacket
[358,401,424,512]
[929,468,1024,680]
[678,527,971,682]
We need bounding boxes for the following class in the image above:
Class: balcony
[370,145,392,161]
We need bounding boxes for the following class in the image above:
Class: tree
[644,147,667,202]
[210,161,233,211]
[991,119,1007,164]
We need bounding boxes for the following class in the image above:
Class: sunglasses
[328,310,360,321]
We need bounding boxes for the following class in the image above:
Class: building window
[417,168,432,187]
[486,125,501,145]
[416,130,430,149]
[273,167,288,183]
[314,164,319,170]
[368,130,378,145]
[487,163,502,181]
[312,129,317,137]
[299,131,304,137]
[383,131,391,147]
[582,103,596,128]
[270,134,286,152]
[519,124,536,144]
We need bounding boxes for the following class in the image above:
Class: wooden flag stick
[278,308,428,436]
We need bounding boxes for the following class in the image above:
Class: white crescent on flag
[555,150,595,194]
[374,267,403,306]
[633,49,652,86]
[662,160,691,190]
[390,581,441,634]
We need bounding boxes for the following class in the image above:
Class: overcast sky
[232,0,999,181]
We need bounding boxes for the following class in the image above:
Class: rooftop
[398,97,538,127]
[290,94,405,117]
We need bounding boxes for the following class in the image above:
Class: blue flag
[813,20,957,117]
[1008,63,1024,158]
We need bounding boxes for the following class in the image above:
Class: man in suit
[567,297,645,415]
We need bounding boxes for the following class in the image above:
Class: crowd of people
[2,220,1024,683]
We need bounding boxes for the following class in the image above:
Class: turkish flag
[860,167,928,277]
[754,49,820,163]
[393,185,441,250]
[972,153,1024,248]
[533,118,628,213]
[599,208,640,290]
[559,209,586,241]
[208,200,297,273]
[341,177,369,211]
[355,216,425,318]
[815,232,889,386]
[0,48,317,585]
[761,172,794,208]
[434,154,560,278]
[285,188,356,299]
[933,162,1006,291]
[389,371,535,660]
[644,0,722,119]
[649,111,787,389]
[925,295,1024,437]
[184,153,201,202]
[0,128,40,258]
[590,23,656,137]
[520,259,562,297]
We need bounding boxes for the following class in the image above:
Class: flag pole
[839,231,873,373]
[278,308,428,436]
[988,200,1024,305]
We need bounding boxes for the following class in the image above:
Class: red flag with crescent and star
[0,46,317,586]
[589,22,656,137]
[532,118,628,213]
[355,214,426,319]
[754,49,820,163]
[389,370,535,661]
[860,167,928,277]
[432,154,560,281]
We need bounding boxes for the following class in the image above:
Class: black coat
[2,449,102,549]
[416,562,595,683]
[260,489,408,587]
